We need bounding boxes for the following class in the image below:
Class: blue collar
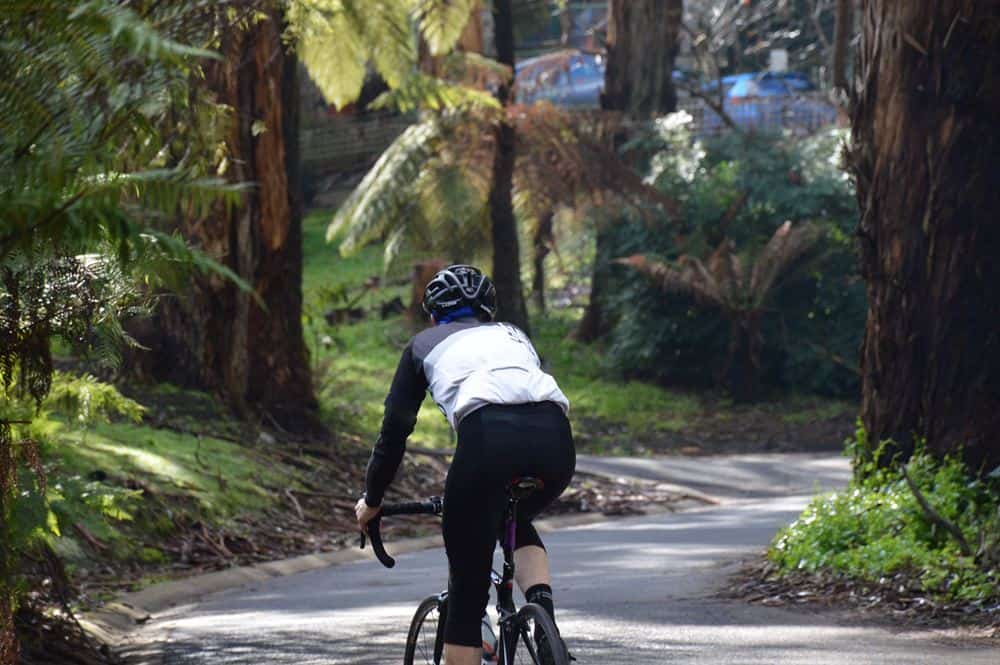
[436,306,476,324]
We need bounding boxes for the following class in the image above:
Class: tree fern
[0,3,252,655]
[289,0,483,110]
[327,120,442,253]
[329,102,679,270]
[616,221,827,400]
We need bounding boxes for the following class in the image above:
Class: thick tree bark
[832,0,855,92]
[490,0,530,332]
[850,0,1000,473]
[600,0,683,116]
[577,0,682,341]
[131,7,319,435]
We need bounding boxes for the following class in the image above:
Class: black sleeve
[364,342,428,506]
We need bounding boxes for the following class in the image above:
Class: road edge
[85,497,710,664]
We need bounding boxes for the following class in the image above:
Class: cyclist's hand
[355,496,381,534]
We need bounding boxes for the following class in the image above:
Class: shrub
[604,121,864,398]
[769,440,1000,603]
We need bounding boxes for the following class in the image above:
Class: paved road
[148,454,998,664]
[576,452,853,499]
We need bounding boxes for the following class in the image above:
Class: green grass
[24,380,307,571]
[49,419,295,516]
[303,207,711,451]
[304,204,857,453]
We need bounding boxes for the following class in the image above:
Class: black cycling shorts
[442,401,576,647]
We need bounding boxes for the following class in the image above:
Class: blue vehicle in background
[515,50,691,108]
[701,71,838,135]
[515,52,838,136]
[515,50,605,107]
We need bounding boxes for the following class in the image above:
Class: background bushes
[601,122,865,398]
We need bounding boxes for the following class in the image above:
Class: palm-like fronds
[617,221,824,315]
[327,120,442,253]
[330,102,682,269]
[289,0,488,111]
[415,0,480,55]
[616,221,825,401]
[1,0,248,405]
[748,220,824,306]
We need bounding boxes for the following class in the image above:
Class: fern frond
[371,71,502,114]
[706,239,744,306]
[415,0,479,55]
[616,254,726,309]
[69,0,221,63]
[288,1,371,109]
[328,120,441,254]
[748,221,824,306]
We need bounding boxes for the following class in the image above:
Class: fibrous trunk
[577,0,683,341]
[850,0,1000,472]
[490,0,530,332]
[131,7,319,435]
[531,209,554,314]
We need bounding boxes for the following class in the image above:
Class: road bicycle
[360,477,571,665]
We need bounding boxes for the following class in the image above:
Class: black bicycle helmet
[422,264,497,321]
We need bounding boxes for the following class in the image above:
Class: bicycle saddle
[508,476,544,500]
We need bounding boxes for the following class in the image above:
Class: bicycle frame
[493,493,537,664]
[372,483,553,664]
[428,493,532,664]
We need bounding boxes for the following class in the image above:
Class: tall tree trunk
[531,209,554,314]
[490,0,530,332]
[131,6,319,435]
[850,0,1000,473]
[832,0,855,92]
[600,0,683,116]
[577,0,683,341]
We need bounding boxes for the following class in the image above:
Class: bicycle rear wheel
[510,603,570,665]
[404,594,446,665]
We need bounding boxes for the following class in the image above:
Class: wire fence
[677,91,844,138]
[299,92,843,179]
[301,113,414,176]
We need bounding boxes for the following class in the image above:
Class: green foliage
[289,0,485,111]
[1,374,145,627]
[770,444,1000,603]
[306,209,702,451]
[42,373,145,427]
[0,1,248,647]
[605,120,865,398]
[327,113,496,268]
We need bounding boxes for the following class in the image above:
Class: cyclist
[355,264,575,665]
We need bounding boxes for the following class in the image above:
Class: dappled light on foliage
[604,125,863,400]
[329,102,680,270]
[770,442,1000,605]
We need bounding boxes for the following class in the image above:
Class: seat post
[501,494,518,581]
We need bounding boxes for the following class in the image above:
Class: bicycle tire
[404,594,446,665]
[510,603,570,665]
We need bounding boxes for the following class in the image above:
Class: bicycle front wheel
[510,603,570,665]
[404,594,446,665]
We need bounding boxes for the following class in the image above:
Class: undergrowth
[302,207,856,453]
[769,433,1000,604]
